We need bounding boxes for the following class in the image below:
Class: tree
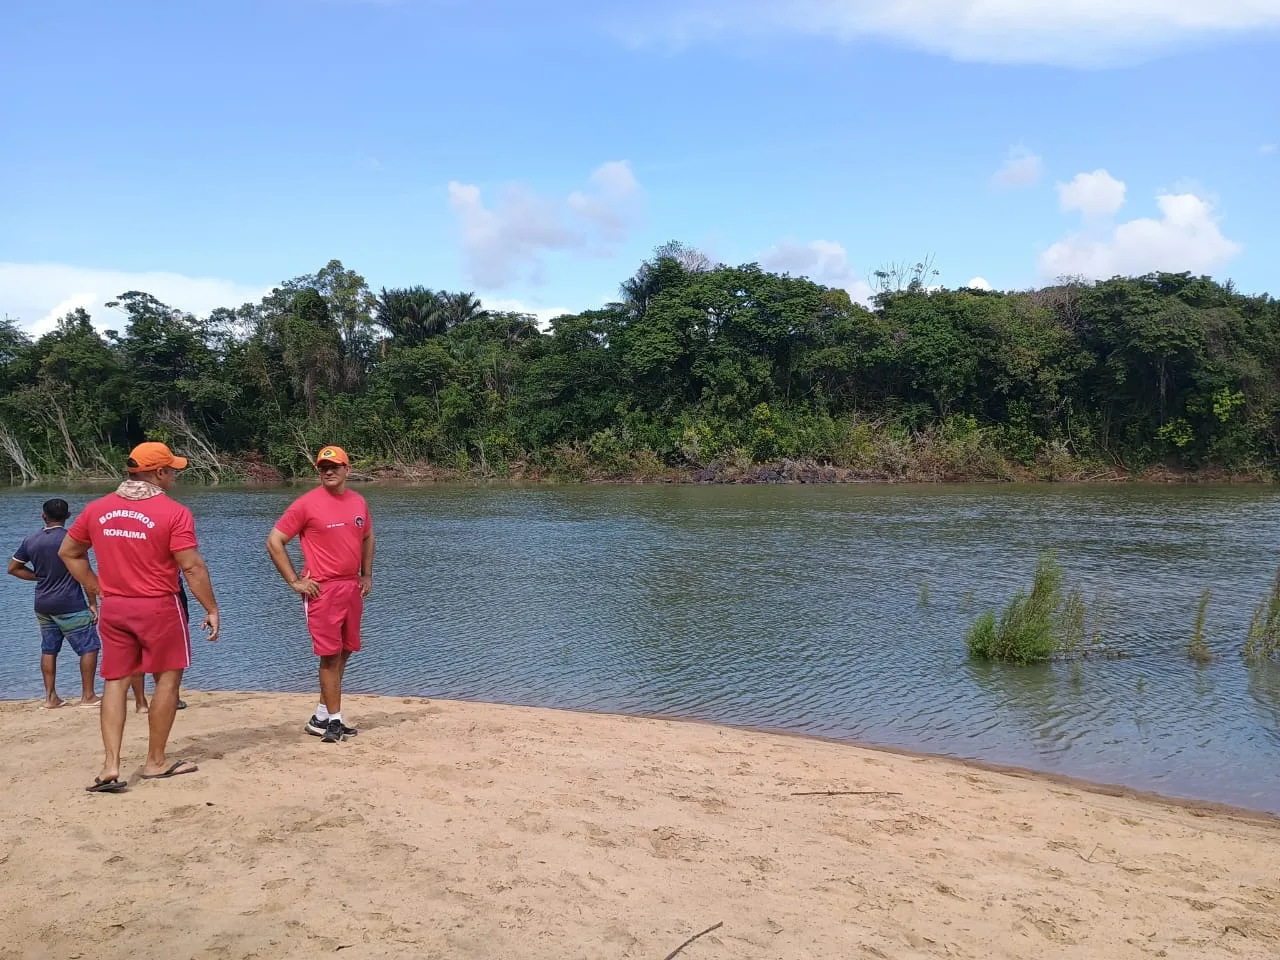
[377,286,445,346]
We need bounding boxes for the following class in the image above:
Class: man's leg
[131,674,149,713]
[97,676,130,783]
[40,653,64,709]
[66,623,101,706]
[78,652,99,705]
[333,584,360,731]
[140,669,195,777]
[38,620,64,708]
[319,655,343,715]
[333,650,358,735]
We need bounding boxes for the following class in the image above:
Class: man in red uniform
[266,445,374,744]
[60,442,221,793]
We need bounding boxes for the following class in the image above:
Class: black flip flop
[141,759,198,780]
[86,777,127,793]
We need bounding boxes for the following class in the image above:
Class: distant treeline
[2,243,1278,484]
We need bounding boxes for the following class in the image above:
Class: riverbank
[3,692,1277,959]
[7,454,1273,488]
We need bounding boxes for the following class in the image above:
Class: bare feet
[135,702,150,715]
[42,695,66,709]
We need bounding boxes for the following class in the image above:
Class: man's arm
[266,528,321,598]
[57,535,100,618]
[173,548,220,642]
[7,558,37,582]
[360,529,375,598]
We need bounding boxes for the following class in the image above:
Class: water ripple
[3,484,1280,810]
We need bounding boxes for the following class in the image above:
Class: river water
[2,483,1279,812]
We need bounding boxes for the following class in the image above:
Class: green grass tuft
[1243,567,1280,665]
[1187,589,1214,664]
[965,554,1112,664]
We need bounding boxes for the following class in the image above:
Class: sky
[2,0,1278,334]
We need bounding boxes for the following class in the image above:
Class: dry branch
[661,921,723,960]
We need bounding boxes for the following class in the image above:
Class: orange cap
[315,445,351,467]
[126,442,188,474]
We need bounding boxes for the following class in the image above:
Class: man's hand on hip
[290,577,322,599]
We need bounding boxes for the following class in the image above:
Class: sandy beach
[2,692,1278,960]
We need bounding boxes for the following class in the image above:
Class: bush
[965,554,1106,664]
[1243,568,1280,665]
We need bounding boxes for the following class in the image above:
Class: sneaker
[321,718,345,743]
[305,715,327,737]
[338,721,358,737]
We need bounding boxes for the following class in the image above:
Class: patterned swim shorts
[37,609,101,657]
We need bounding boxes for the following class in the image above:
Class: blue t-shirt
[13,527,88,616]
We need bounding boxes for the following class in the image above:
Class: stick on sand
[661,921,723,960]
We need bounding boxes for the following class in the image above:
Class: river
[2,483,1279,812]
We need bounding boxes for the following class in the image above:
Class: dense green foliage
[2,246,1279,482]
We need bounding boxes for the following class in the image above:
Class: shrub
[966,554,1109,664]
[1243,568,1280,665]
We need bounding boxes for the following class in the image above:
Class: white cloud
[991,146,1043,189]
[479,296,575,330]
[629,1,1280,67]
[1038,184,1241,281]
[0,263,265,336]
[966,277,993,290]
[1261,143,1278,156]
[1057,169,1127,218]
[566,161,642,242]
[448,161,644,289]
[760,239,874,306]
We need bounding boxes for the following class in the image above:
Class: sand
[2,692,1278,960]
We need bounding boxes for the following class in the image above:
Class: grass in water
[1242,567,1280,665]
[1187,589,1214,664]
[965,554,1111,664]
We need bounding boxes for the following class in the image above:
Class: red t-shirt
[274,487,371,582]
[67,492,197,597]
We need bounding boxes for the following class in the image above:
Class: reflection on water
[2,482,1280,812]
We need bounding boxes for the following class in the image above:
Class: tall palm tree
[376,286,446,345]
[441,291,485,330]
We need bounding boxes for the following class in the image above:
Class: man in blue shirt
[8,498,102,708]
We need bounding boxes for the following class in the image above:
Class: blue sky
[2,0,1278,332]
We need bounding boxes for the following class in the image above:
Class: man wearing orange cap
[266,446,373,744]
[59,442,220,793]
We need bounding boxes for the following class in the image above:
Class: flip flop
[176,699,187,710]
[141,759,198,780]
[78,701,101,709]
[86,777,128,793]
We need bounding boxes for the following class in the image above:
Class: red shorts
[98,594,191,680]
[304,578,363,657]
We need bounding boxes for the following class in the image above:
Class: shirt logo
[98,508,156,529]
[355,516,365,529]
